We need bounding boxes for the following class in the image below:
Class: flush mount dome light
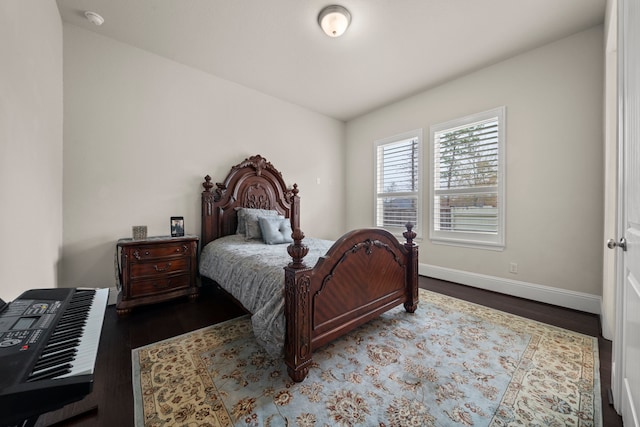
[84,11,104,26]
[318,5,351,37]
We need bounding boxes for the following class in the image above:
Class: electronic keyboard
[0,288,108,426]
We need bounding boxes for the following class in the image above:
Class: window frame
[373,129,423,239]
[429,107,506,250]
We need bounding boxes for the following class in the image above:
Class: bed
[200,154,418,382]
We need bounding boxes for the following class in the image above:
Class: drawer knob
[153,262,172,272]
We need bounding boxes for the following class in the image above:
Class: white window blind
[430,107,505,249]
[375,130,422,235]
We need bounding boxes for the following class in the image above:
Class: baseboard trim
[420,263,601,314]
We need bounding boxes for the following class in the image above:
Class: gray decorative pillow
[236,208,281,235]
[244,212,285,240]
[258,216,293,245]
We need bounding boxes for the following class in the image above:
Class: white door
[613,1,640,425]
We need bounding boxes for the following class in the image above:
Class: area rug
[132,289,601,426]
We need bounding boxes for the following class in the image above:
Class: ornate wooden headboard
[201,155,299,247]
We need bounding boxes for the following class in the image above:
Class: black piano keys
[27,290,96,382]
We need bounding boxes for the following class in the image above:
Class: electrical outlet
[509,262,518,274]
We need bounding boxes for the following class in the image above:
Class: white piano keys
[28,288,109,381]
[55,288,108,378]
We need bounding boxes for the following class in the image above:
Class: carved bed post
[287,184,307,268]
[201,175,215,246]
[201,175,228,246]
[283,267,312,382]
[284,184,312,382]
[403,222,419,313]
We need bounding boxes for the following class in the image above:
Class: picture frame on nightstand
[171,216,184,237]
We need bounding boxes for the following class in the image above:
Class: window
[375,129,423,236]
[429,107,505,249]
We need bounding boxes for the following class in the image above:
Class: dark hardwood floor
[34,277,622,427]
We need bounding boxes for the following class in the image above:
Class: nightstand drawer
[131,258,189,277]
[131,243,193,260]
[130,274,190,297]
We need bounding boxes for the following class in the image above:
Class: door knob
[607,238,627,251]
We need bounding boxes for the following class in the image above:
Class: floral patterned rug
[132,289,601,426]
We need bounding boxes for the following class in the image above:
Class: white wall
[346,27,605,304]
[61,25,345,290]
[0,1,63,300]
[1,9,604,309]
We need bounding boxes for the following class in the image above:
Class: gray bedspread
[199,234,334,357]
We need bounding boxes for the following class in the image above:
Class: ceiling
[56,0,606,122]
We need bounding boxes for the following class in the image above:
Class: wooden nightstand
[116,235,199,316]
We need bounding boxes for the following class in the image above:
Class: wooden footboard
[201,154,418,383]
[284,222,418,382]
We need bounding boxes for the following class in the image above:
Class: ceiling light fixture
[84,11,104,26]
[318,5,351,37]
